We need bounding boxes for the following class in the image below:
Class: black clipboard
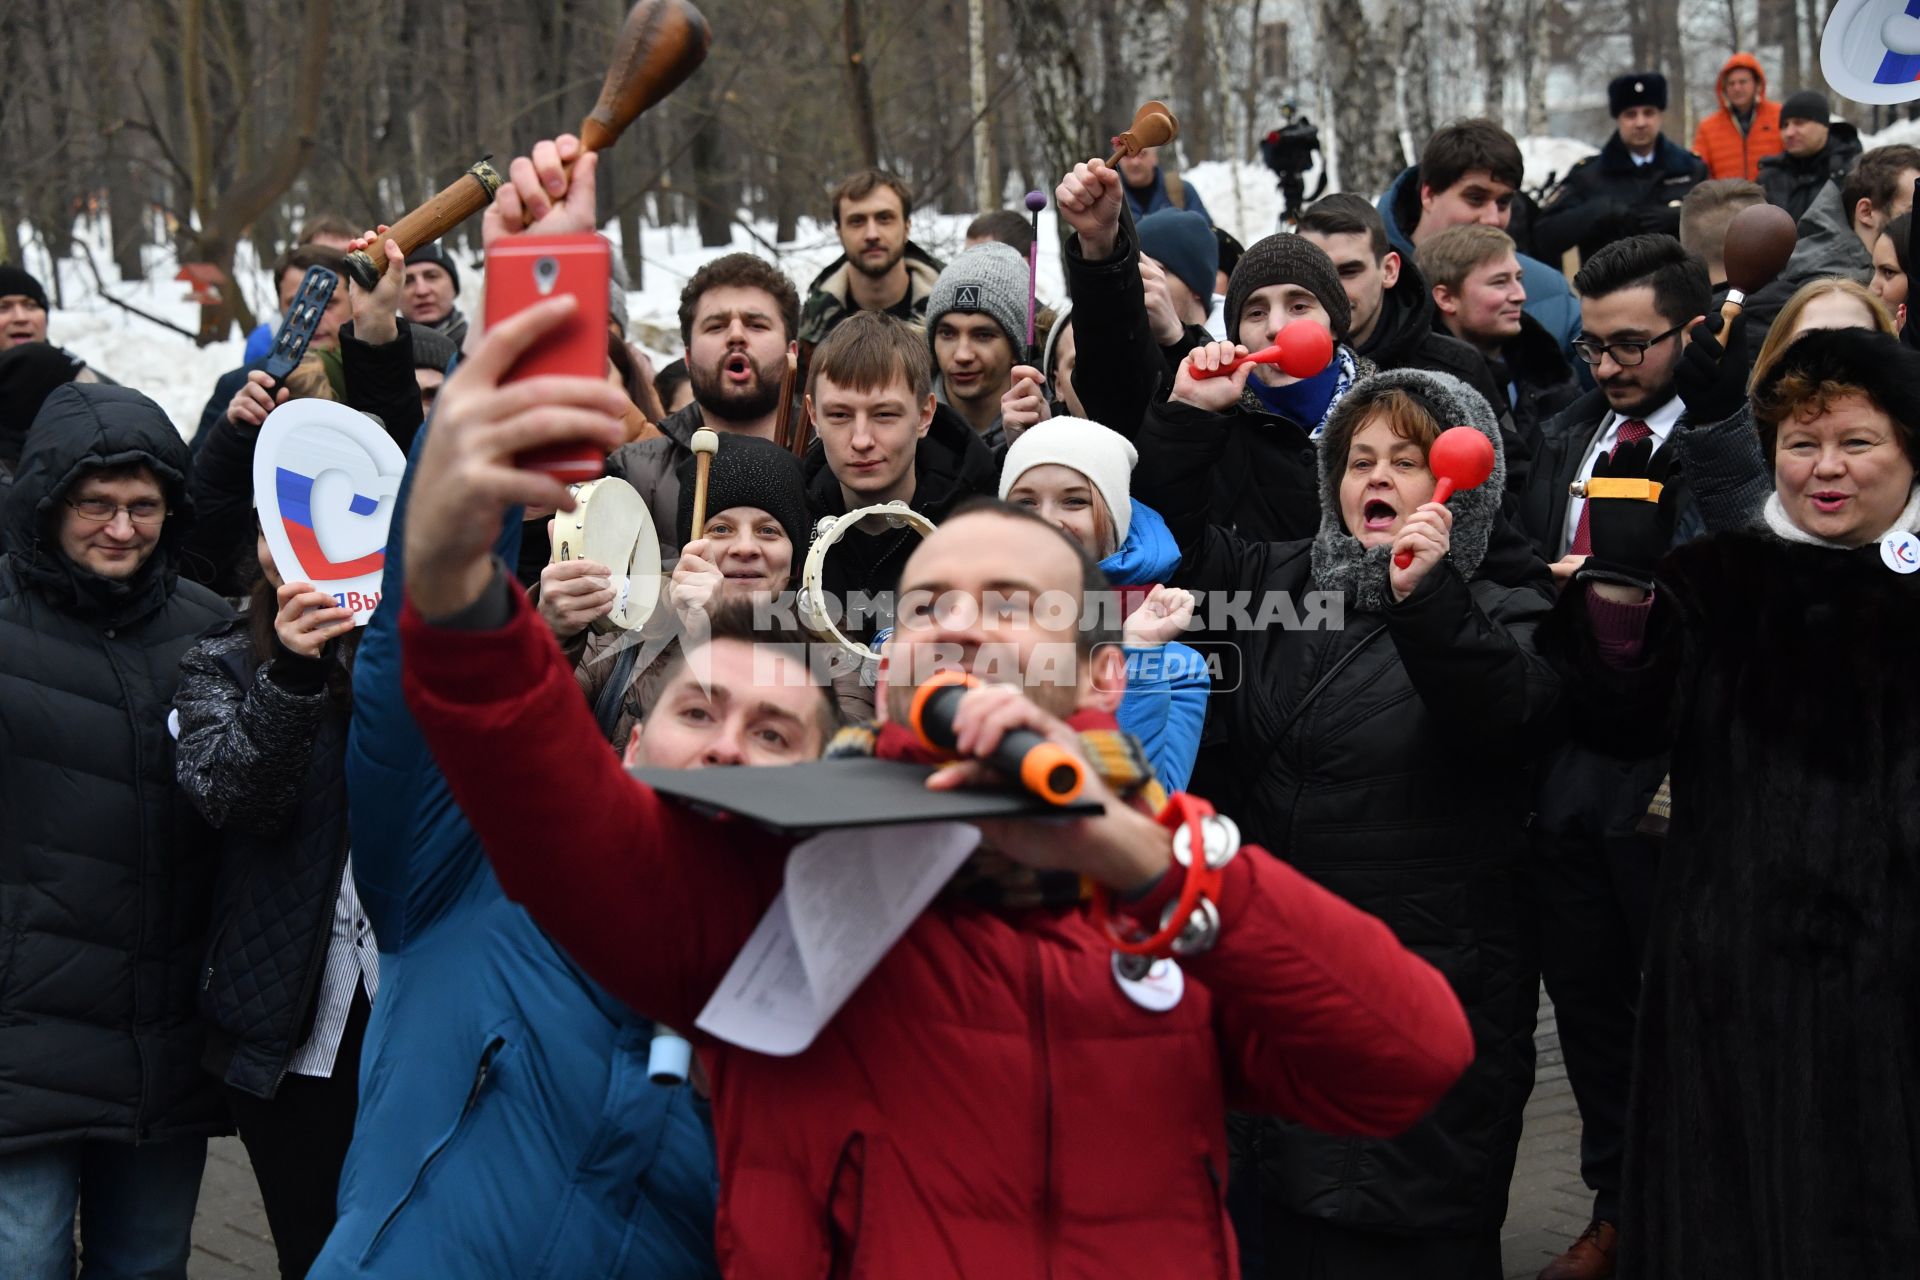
[627,757,1103,834]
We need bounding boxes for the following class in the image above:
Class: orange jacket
[1691,53,1784,181]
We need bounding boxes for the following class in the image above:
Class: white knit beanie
[998,416,1138,544]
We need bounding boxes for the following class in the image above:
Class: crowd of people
[0,48,1915,1280]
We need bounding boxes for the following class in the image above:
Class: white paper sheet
[694,821,980,1055]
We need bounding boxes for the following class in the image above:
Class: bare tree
[1003,0,1099,185]
[1478,0,1510,128]
[842,0,881,168]
[1321,0,1401,192]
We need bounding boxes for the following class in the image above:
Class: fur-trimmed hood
[1308,367,1506,609]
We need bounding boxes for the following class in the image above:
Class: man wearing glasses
[1515,231,1710,1280]
[0,382,232,1276]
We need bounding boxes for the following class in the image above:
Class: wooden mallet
[343,0,712,288]
[689,428,720,535]
[1107,101,1179,169]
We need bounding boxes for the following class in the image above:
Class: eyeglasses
[66,498,167,527]
[1572,321,1687,367]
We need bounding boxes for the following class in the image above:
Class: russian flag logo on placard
[275,466,387,578]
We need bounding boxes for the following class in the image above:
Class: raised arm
[394,134,785,1024]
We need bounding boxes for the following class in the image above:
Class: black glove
[1582,437,1678,590]
[1674,310,1749,425]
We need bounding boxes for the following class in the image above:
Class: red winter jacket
[1691,53,1784,182]
[399,588,1475,1279]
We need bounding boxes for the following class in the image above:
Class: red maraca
[1191,319,1334,380]
[1391,427,1496,569]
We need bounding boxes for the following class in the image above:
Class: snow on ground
[1863,116,1920,150]
[24,135,1588,440]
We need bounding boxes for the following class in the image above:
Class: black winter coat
[1547,534,1920,1276]
[0,383,233,1153]
[174,619,353,1099]
[1490,312,1583,460]
[1357,262,1536,505]
[1144,396,1560,1236]
[1533,134,1708,265]
[1757,122,1864,223]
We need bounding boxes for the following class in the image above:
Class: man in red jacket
[395,134,1475,1278]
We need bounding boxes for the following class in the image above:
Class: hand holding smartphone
[484,233,612,483]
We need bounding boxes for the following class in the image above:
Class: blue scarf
[1246,357,1342,437]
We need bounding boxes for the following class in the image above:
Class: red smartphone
[484,232,611,482]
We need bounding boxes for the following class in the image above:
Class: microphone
[907,671,1087,805]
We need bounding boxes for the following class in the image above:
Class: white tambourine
[799,502,936,660]
[549,476,662,633]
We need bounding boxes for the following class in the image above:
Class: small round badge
[1881,531,1920,575]
[1111,952,1184,1013]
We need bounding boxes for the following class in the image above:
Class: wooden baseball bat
[343,0,712,289]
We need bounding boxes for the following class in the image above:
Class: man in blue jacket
[310,414,722,1277]
[1378,118,1584,364]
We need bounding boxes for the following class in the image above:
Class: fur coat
[1550,530,1920,1277]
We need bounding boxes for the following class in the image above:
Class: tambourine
[549,475,663,634]
[798,502,936,660]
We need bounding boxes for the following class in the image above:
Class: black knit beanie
[1223,233,1352,341]
[674,433,813,552]
[0,265,49,311]
[1779,90,1831,128]
[404,242,461,295]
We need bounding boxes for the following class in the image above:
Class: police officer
[1534,73,1708,267]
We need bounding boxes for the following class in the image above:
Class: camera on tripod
[1260,104,1327,227]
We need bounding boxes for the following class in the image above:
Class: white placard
[251,399,407,625]
[695,821,980,1056]
[1823,0,1920,105]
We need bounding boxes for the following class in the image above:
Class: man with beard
[606,253,800,557]
[798,170,944,345]
[1514,233,1709,1280]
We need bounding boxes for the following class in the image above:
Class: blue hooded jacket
[1102,499,1209,792]
[1377,166,1583,365]
[310,421,717,1279]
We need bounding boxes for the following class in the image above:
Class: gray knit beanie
[1224,233,1351,342]
[926,242,1029,354]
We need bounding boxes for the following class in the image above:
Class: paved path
[185,991,1590,1278]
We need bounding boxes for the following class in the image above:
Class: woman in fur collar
[1143,350,1562,1278]
[1555,327,1920,1276]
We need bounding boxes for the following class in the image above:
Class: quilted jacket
[175,618,355,1098]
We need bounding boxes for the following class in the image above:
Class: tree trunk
[1778,0,1802,97]
[1321,0,1400,193]
[841,0,881,168]
[689,109,733,249]
[1401,4,1434,155]
[1517,0,1548,137]
[1799,0,1828,102]
[970,0,994,208]
[1477,0,1509,129]
[1003,0,1098,189]
[1241,0,1263,162]
[1649,0,1688,137]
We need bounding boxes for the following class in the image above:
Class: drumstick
[690,428,719,535]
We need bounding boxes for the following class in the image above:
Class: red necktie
[1570,418,1650,556]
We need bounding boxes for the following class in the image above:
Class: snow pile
[1518,137,1597,191]
[1862,116,1920,151]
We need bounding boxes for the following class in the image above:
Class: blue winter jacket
[309,421,718,1279]
[1123,166,1213,227]
[1377,166,1583,364]
[1103,499,1209,792]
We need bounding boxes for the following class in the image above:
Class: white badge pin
[1111,952,1184,1013]
[1881,530,1920,574]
